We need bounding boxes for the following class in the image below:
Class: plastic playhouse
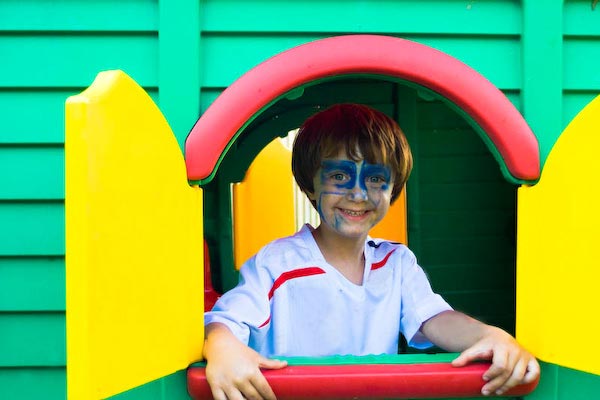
[64,34,600,399]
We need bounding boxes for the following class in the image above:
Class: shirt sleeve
[399,248,453,349]
[204,255,273,345]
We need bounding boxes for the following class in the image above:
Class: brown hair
[292,103,413,204]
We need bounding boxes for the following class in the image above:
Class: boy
[204,104,540,400]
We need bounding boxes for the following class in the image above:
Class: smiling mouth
[339,208,369,217]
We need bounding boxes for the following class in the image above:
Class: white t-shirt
[205,224,452,358]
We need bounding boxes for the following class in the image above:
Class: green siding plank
[0,202,64,256]
[419,155,504,182]
[0,367,66,400]
[0,88,157,144]
[441,291,513,319]
[0,313,65,366]
[201,34,327,87]
[521,0,563,167]
[564,0,600,36]
[403,36,521,90]
[564,38,600,90]
[0,257,65,312]
[420,237,514,265]
[419,182,515,211]
[158,0,201,148]
[416,101,472,129]
[418,210,515,238]
[200,88,223,111]
[0,34,158,88]
[426,263,513,292]
[202,0,521,35]
[503,90,522,110]
[418,131,489,155]
[0,90,77,144]
[108,370,191,400]
[201,35,521,90]
[0,0,157,31]
[0,147,64,200]
[563,91,599,127]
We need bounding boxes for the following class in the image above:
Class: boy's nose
[346,184,368,201]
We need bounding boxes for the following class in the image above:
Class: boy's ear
[306,191,316,201]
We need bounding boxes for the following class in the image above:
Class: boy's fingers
[223,386,246,400]
[523,358,541,383]
[482,348,508,381]
[494,358,527,395]
[209,387,227,400]
[482,370,511,395]
[236,379,266,400]
[249,372,278,400]
[481,351,514,395]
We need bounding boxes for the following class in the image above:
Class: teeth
[343,209,366,216]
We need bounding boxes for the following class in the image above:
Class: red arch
[185,35,539,183]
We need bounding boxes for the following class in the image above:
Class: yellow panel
[233,138,295,269]
[65,70,204,399]
[517,95,600,376]
[369,188,407,244]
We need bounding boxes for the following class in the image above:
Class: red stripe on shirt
[371,249,397,270]
[268,267,326,299]
[258,315,271,328]
[258,267,326,328]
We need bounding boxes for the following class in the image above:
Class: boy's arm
[203,322,287,400]
[421,310,540,397]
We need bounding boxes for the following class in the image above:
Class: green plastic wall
[1,1,599,399]
[528,362,600,400]
[404,90,519,335]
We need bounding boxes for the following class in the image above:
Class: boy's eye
[332,173,347,181]
[366,176,385,183]
[361,163,392,189]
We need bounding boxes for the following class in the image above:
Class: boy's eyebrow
[361,163,392,179]
[320,159,357,171]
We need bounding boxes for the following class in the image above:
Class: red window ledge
[188,359,539,399]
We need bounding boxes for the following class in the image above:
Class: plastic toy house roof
[185,35,540,185]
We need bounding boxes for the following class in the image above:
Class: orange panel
[369,189,407,244]
[233,138,296,269]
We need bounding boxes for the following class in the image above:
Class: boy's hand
[204,323,287,400]
[451,326,540,396]
[422,311,540,397]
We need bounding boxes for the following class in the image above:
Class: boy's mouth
[339,208,368,217]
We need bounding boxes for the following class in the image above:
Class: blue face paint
[319,160,391,195]
[320,160,357,191]
[313,158,394,233]
[360,163,392,192]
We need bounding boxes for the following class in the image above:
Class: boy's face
[308,148,394,240]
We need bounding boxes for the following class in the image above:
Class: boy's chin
[331,226,373,239]
[319,217,376,239]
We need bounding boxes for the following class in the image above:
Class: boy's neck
[311,226,366,285]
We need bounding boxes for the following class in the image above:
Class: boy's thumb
[452,347,493,367]
[259,357,288,370]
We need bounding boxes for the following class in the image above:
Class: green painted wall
[403,92,518,336]
[1,0,599,399]
[109,371,191,400]
[528,362,600,400]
